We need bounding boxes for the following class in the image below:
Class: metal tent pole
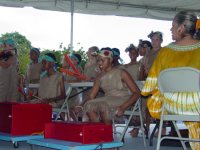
[70,0,74,52]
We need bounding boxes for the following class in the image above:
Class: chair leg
[118,101,139,142]
[115,98,146,148]
[149,120,159,146]
[172,121,187,150]
[138,100,147,147]
[156,118,164,150]
[119,114,132,142]
[112,118,117,134]
[143,125,149,139]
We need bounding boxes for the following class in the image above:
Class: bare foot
[129,128,139,137]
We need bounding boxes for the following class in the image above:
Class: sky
[0,6,173,63]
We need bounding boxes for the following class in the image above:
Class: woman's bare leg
[87,111,99,122]
[100,111,112,125]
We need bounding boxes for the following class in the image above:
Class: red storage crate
[0,102,52,136]
[44,122,113,144]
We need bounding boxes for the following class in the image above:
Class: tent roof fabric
[0,0,199,20]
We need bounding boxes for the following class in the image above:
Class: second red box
[44,121,113,144]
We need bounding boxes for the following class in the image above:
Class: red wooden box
[44,122,113,144]
[0,102,52,136]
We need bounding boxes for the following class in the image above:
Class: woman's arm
[138,64,147,81]
[82,74,102,103]
[116,70,141,116]
[73,75,101,113]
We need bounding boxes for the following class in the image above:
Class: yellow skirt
[147,91,200,150]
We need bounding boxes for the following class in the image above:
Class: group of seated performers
[0,10,199,150]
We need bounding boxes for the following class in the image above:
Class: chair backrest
[135,81,145,90]
[158,67,200,93]
[64,83,72,97]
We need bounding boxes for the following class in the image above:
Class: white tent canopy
[0,0,199,20]
[0,0,199,50]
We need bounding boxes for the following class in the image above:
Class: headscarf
[4,38,15,46]
[69,54,80,63]
[138,40,152,49]
[125,44,137,52]
[31,47,40,56]
[98,49,113,58]
[40,53,57,78]
[112,48,124,64]
[112,48,120,57]
[41,54,55,63]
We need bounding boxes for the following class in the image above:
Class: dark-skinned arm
[116,70,141,116]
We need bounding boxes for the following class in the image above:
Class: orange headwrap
[196,19,200,30]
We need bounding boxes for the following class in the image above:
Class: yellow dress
[141,42,200,150]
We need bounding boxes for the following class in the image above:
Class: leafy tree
[0,32,31,74]
[0,32,88,74]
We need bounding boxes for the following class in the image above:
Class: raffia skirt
[84,96,130,120]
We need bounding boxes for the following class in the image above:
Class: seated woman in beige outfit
[61,53,84,121]
[0,38,18,102]
[145,31,163,74]
[84,46,100,81]
[83,48,140,125]
[124,44,140,80]
[138,40,152,81]
[25,47,43,100]
[62,53,83,82]
[26,47,43,84]
[32,53,65,109]
[124,44,142,137]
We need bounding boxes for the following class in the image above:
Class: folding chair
[156,67,200,150]
[113,81,147,147]
[53,83,72,121]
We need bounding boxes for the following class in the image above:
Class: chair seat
[163,115,200,122]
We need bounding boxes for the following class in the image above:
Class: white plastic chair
[53,83,72,121]
[156,67,200,150]
[113,81,146,147]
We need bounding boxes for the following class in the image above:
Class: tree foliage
[41,43,88,70]
[0,32,31,74]
[0,32,88,74]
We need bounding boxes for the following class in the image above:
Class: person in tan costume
[83,47,140,125]
[124,44,140,80]
[32,53,65,109]
[84,46,100,81]
[0,38,18,102]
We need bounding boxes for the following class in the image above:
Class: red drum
[45,121,113,144]
[0,102,52,136]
